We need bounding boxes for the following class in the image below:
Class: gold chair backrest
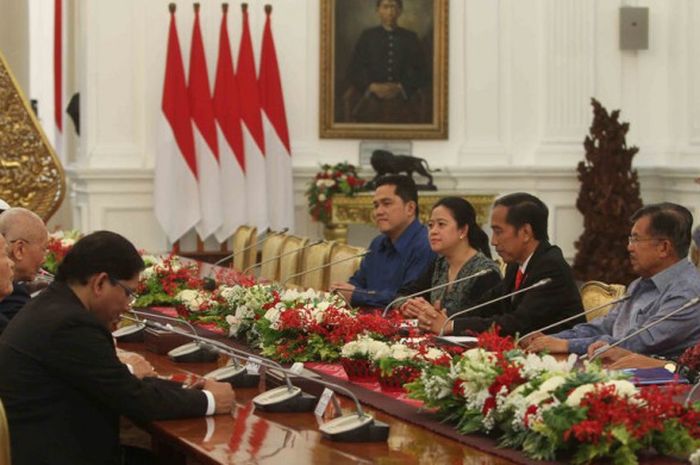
[279,235,309,288]
[0,51,65,221]
[299,241,334,291]
[230,226,257,271]
[580,280,626,322]
[0,397,10,465]
[328,242,365,285]
[259,233,287,282]
[690,241,700,272]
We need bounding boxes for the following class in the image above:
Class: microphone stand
[282,250,371,287]
[518,295,631,343]
[242,239,323,276]
[123,314,391,440]
[584,296,700,362]
[438,278,552,336]
[212,227,289,268]
[381,268,495,317]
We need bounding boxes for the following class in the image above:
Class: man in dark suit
[0,231,234,465]
[419,193,584,336]
[0,207,49,334]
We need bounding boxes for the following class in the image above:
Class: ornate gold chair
[0,397,10,465]
[0,51,65,221]
[278,235,309,288]
[258,232,287,282]
[230,225,257,272]
[298,240,334,291]
[327,242,366,286]
[579,281,626,322]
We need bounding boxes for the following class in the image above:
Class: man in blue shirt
[525,202,700,359]
[331,175,434,308]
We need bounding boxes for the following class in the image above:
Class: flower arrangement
[134,255,202,308]
[306,162,365,224]
[678,342,700,384]
[340,336,390,382]
[256,291,398,363]
[221,283,280,342]
[43,229,81,274]
[375,342,450,393]
[406,328,700,465]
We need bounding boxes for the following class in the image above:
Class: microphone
[585,296,700,361]
[518,294,631,343]
[282,250,371,287]
[212,227,289,268]
[128,309,219,363]
[121,314,390,441]
[381,268,496,317]
[331,288,377,307]
[438,278,552,336]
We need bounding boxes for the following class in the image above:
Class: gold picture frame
[320,0,448,139]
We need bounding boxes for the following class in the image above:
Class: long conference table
[118,335,687,465]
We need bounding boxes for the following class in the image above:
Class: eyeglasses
[109,277,137,306]
[627,235,663,245]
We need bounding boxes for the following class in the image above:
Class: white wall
[23,0,700,257]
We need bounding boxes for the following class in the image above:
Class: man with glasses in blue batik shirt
[330,175,435,309]
[525,202,700,359]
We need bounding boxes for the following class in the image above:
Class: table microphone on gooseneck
[381,268,496,317]
[584,296,700,362]
[282,250,371,287]
[518,294,631,343]
[242,239,324,276]
[438,278,553,336]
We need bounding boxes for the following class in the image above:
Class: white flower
[524,375,566,406]
[514,352,577,378]
[422,347,447,361]
[690,449,700,465]
[140,266,155,281]
[263,306,283,330]
[176,289,211,312]
[565,379,638,407]
[318,193,326,202]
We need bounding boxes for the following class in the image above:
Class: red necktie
[514,268,524,290]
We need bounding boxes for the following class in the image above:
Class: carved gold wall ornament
[0,51,65,221]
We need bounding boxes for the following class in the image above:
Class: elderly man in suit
[0,231,234,465]
[419,192,584,336]
[0,208,49,334]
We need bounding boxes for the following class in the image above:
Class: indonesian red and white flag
[259,6,294,231]
[213,4,247,242]
[189,5,223,239]
[53,0,64,160]
[237,4,268,231]
[155,5,200,243]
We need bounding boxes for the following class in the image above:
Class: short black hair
[631,203,693,258]
[494,193,549,241]
[56,231,145,284]
[375,174,419,217]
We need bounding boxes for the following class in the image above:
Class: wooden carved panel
[0,51,65,221]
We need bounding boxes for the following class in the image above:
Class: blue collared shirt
[555,259,700,357]
[349,219,435,308]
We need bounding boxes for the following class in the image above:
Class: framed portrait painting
[320,0,448,139]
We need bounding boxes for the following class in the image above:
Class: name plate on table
[144,328,191,355]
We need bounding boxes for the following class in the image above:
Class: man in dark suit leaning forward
[419,192,584,336]
[0,231,234,465]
